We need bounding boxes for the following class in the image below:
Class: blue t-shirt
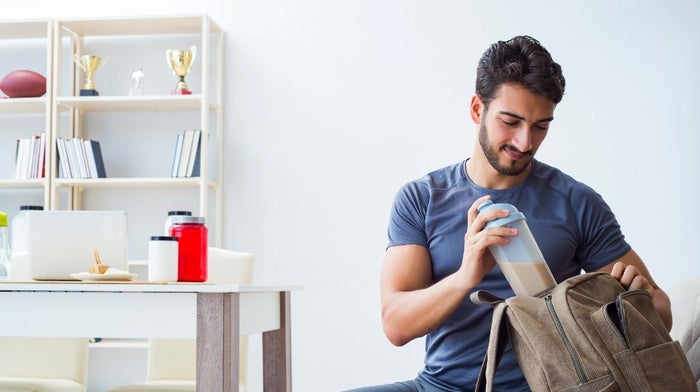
[387,159,631,391]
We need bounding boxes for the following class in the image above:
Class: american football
[0,69,47,98]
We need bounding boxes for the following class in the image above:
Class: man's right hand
[456,195,517,288]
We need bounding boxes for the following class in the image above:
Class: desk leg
[197,293,241,392]
[263,291,292,391]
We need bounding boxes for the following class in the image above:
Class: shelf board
[0,178,46,189]
[55,95,213,112]
[0,98,49,114]
[58,15,221,36]
[54,177,215,189]
[0,20,50,39]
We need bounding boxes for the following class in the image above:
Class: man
[347,35,671,391]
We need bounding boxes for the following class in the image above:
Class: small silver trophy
[129,69,144,96]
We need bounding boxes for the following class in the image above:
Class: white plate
[70,272,138,281]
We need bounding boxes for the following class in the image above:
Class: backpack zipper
[545,294,588,383]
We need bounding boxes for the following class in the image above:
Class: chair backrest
[668,277,700,389]
[147,248,254,384]
[146,338,197,381]
[0,337,89,386]
[205,247,254,285]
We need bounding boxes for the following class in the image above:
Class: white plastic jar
[10,205,43,281]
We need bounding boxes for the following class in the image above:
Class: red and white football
[0,69,47,98]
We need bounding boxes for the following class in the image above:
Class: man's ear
[469,94,484,125]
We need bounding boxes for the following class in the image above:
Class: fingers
[627,275,651,291]
[609,262,652,292]
[467,195,492,227]
[461,196,517,283]
[467,196,512,233]
[462,195,517,273]
[609,261,625,281]
[465,195,517,245]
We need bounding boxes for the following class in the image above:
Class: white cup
[148,236,179,282]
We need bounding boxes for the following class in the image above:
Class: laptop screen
[25,211,129,280]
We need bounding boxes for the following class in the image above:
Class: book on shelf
[71,138,88,178]
[170,133,184,178]
[186,130,201,177]
[178,129,195,178]
[84,139,107,178]
[56,137,107,179]
[36,132,46,178]
[56,138,71,178]
[13,132,46,179]
[170,129,202,178]
[13,139,28,179]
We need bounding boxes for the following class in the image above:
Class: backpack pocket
[590,290,697,392]
[635,341,697,391]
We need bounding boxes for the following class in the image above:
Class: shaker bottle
[169,216,207,282]
[477,200,556,296]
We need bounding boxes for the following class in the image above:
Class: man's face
[477,84,556,176]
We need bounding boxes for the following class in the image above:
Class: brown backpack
[471,272,697,391]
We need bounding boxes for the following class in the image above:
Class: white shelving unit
[0,20,53,209]
[51,15,224,248]
[1,15,225,390]
[2,14,223,260]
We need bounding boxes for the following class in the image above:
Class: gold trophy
[73,54,107,96]
[166,46,196,95]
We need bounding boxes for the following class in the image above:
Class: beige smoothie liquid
[497,261,556,297]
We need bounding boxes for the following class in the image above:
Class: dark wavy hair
[475,35,565,108]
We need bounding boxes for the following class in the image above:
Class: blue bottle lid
[476,200,525,228]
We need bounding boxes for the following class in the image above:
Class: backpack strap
[474,301,509,392]
[470,289,504,307]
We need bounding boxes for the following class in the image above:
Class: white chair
[669,277,700,389]
[0,337,90,392]
[107,247,254,392]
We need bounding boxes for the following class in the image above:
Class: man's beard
[478,122,532,177]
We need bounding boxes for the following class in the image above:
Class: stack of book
[170,129,202,178]
[56,137,107,179]
[14,132,46,179]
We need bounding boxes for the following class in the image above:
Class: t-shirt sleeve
[573,185,631,272]
[387,181,429,248]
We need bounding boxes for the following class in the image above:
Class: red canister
[169,216,207,282]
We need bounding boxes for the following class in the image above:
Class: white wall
[7,1,700,390]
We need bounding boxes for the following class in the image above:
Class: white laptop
[25,210,129,280]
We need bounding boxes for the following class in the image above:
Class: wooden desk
[0,282,299,392]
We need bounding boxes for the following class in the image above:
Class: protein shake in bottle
[477,200,556,296]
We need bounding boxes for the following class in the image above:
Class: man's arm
[380,195,513,346]
[596,249,672,330]
[380,245,473,346]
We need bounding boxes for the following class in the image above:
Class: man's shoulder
[410,161,467,191]
[393,161,469,207]
[530,160,596,196]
